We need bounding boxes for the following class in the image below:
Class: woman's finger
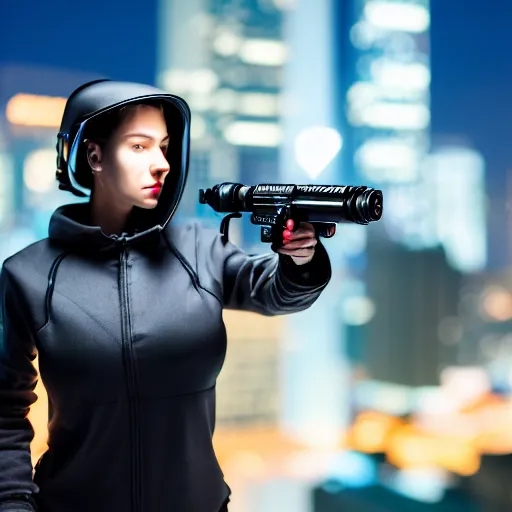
[283,226,316,241]
[277,247,315,257]
[281,238,318,250]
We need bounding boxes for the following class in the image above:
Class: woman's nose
[152,149,170,175]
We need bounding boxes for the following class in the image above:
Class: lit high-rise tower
[342,0,486,268]
[157,0,285,248]
[345,0,432,248]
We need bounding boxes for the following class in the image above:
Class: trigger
[325,224,336,238]
[316,223,336,238]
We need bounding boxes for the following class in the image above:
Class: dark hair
[74,100,165,191]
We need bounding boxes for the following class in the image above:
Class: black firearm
[199,182,383,245]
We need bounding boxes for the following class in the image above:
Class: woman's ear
[85,140,103,172]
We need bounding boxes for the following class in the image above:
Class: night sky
[431,0,512,179]
[0,0,158,84]
[1,0,511,267]
[430,0,512,268]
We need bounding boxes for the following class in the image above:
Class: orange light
[386,425,480,476]
[6,93,66,128]
[28,357,49,466]
[346,411,403,453]
[480,287,512,322]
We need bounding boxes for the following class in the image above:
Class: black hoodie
[0,189,331,512]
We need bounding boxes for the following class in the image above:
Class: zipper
[118,241,143,512]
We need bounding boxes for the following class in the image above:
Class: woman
[0,79,332,512]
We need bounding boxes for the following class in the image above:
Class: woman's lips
[144,183,162,196]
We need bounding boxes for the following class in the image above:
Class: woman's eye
[133,144,144,151]
[161,146,169,154]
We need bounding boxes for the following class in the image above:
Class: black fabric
[0,200,331,512]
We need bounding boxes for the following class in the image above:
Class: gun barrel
[248,184,382,225]
[292,186,382,224]
[199,182,383,225]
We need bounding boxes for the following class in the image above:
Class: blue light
[323,450,378,489]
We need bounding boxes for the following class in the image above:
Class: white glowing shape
[342,296,376,326]
[190,115,206,140]
[24,148,56,193]
[239,39,288,67]
[364,1,430,33]
[294,126,342,179]
[272,0,297,10]
[224,121,283,147]
[213,31,241,56]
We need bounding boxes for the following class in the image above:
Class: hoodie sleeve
[199,225,332,315]
[0,266,39,512]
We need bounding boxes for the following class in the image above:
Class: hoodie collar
[48,202,163,252]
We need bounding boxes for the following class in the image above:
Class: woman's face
[88,105,171,210]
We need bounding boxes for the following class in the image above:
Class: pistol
[198,182,383,245]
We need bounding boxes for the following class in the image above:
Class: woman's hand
[275,220,317,266]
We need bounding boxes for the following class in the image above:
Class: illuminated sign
[6,93,66,128]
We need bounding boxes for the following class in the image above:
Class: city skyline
[1,0,509,269]
[2,1,512,510]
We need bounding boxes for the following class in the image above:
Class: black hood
[50,79,191,250]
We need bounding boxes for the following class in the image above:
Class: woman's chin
[138,187,162,209]
[137,197,160,210]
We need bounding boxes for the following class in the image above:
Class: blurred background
[1,0,512,510]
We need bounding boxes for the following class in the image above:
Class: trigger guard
[220,213,242,245]
[314,223,336,238]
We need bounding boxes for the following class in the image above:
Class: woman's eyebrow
[124,133,170,141]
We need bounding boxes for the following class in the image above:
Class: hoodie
[0,193,331,512]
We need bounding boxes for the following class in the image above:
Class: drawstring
[161,232,222,306]
[42,234,222,329]
[44,252,68,326]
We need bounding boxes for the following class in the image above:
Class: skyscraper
[365,239,462,387]
[157,0,285,248]
[339,0,432,249]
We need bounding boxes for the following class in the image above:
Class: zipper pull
[116,237,128,266]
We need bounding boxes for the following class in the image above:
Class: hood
[50,79,191,250]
